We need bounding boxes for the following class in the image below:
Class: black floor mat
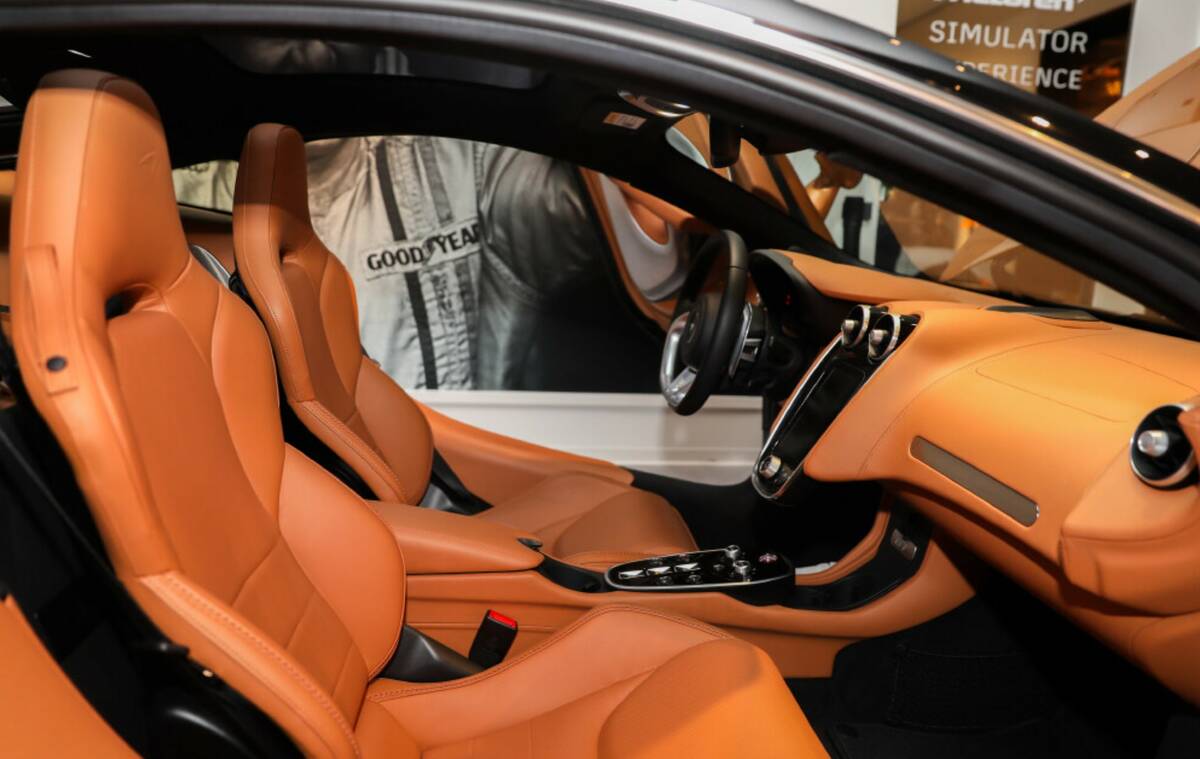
[832,720,1055,759]
[787,577,1187,759]
[827,708,1140,759]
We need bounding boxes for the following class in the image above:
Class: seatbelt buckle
[468,609,518,668]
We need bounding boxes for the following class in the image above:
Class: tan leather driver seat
[231,123,697,569]
[11,70,824,758]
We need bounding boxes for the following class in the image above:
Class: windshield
[656,112,1167,325]
[787,148,1169,326]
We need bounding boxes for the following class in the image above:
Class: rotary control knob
[758,455,783,480]
[732,559,752,580]
[724,545,742,562]
[1137,429,1172,458]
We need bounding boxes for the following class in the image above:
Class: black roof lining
[0,30,830,254]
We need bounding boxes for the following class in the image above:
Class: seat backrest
[10,70,406,759]
[233,124,433,505]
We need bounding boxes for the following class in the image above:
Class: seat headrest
[233,123,315,253]
[10,69,190,303]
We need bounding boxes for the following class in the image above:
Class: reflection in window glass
[666,126,709,169]
[173,160,237,212]
[307,137,666,392]
[787,149,1166,325]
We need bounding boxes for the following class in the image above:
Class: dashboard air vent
[866,312,918,362]
[1130,404,1197,488]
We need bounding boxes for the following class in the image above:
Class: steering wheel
[660,229,749,415]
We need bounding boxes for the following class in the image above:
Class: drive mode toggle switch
[733,559,752,580]
[604,546,794,597]
[758,455,783,480]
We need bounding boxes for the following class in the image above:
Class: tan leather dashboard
[789,296,1200,705]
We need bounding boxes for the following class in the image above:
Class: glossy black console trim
[537,554,610,594]
[782,504,931,612]
[756,311,920,501]
[605,547,793,594]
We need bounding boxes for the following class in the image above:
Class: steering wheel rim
[660,229,749,415]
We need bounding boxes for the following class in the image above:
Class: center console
[604,544,794,603]
[753,305,918,501]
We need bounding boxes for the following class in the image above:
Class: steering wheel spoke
[658,230,749,415]
[664,366,697,406]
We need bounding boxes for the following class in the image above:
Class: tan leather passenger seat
[10,69,825,757]
[232,123,697,569]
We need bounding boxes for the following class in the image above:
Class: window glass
[665,126,710,169]
[305,136,666,392]
[788,149,1165,324]
[663,114,733,181]
[170,142,679,392]
[173,160,237,212]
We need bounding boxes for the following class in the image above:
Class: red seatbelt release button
[469,609,518,667]
[487,610,518,628]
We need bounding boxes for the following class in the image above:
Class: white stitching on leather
[299,400,410,502]
[145,573,362,758]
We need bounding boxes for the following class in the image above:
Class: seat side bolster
[133,572,360,759]
[292,397,408,502]
[233,124,318,403]
[278,445,407,679]
[354,357,434,502]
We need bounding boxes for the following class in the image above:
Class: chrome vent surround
[1130,404,1197,488]
[839,304,874,348]
[866,311,918,362]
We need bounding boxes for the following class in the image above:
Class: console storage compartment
[369,501,543,574]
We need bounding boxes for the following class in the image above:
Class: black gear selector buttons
[604,545,793,603]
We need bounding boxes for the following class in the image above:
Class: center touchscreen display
[772,361,867,464]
